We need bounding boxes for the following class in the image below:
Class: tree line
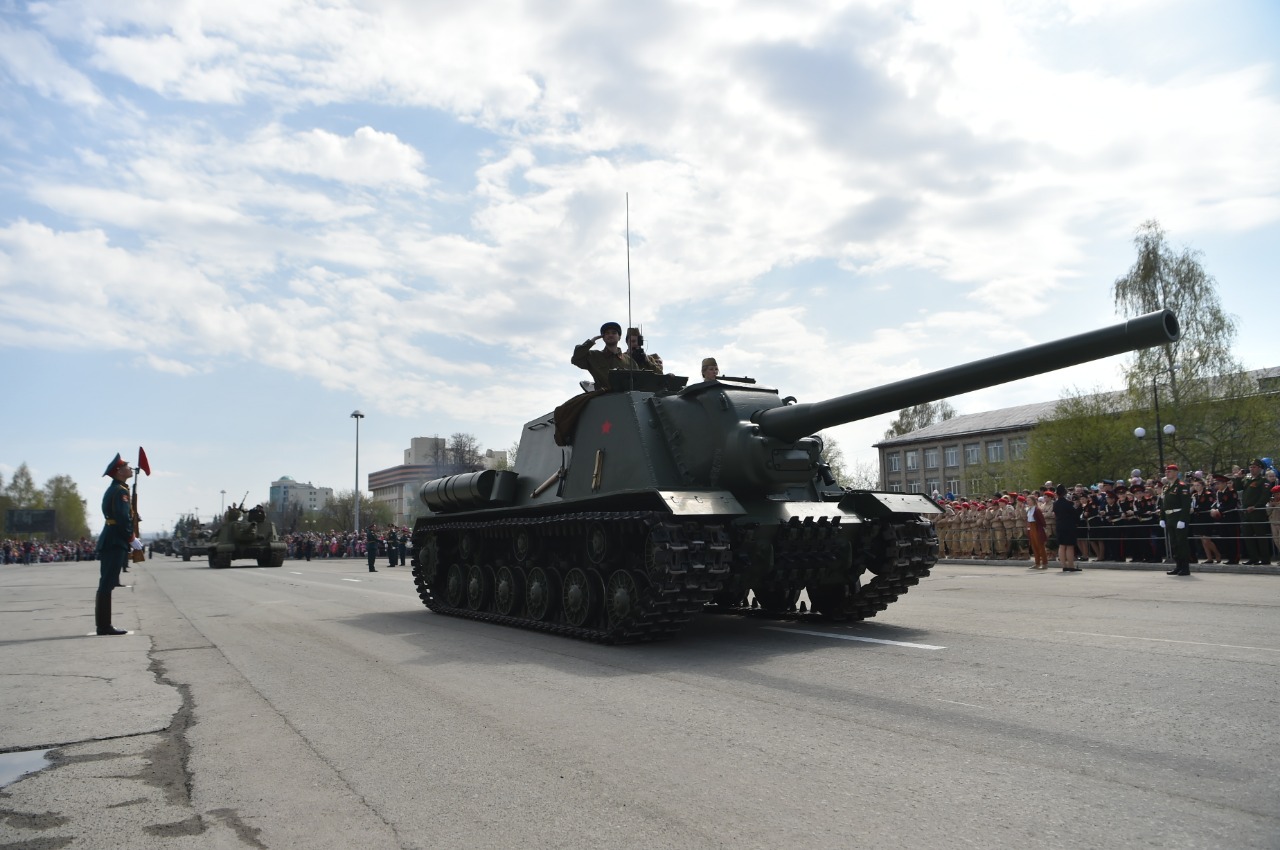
[0,464,91,539]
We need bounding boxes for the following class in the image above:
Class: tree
[1112,220,1273,470]
[819,433,848,485]
[43,474,89,539]
[447,432,483,474]
[321,489,392,532]
[1027,389,1135,485]
[883,402,957,441]
[3,463,42,509]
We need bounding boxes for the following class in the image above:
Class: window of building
[1009,437,1028,461]
[908,481,922,493]
[888,453,901,472]
[964,443,980,464]
[927,479,940,496]
[969,478,983,494]
[906,450,919,471]
[944,446,959,468]
[888,481,902,493]
[925,448,939,469]
[987,441,1004,463]
[946,478,961,496]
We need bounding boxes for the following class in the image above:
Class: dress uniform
[95,453,135,635]
[1161,465,1193,575]
[1240,459,1272,565]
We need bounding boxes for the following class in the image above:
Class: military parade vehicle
[207,500,286,569]
[175,526,213,562]
[409,309,1180,643]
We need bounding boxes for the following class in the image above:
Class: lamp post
[1133,378,1176,472]
[351,410,365,533]
[221,489,226,514]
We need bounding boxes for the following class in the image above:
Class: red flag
[138,446,151,476]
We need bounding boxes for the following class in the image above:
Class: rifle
[131,446,152,563]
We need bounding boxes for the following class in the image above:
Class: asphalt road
[2,556,1277,849]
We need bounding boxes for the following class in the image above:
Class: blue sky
[2,0,1277,533]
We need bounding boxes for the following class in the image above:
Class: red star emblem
[601,420,613,434]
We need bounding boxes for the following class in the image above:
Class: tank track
[411,511,731,644]
[715,517,938,623]
[411,513,936,642]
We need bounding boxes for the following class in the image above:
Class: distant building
[269,476,334,519]
[876,401,1055,497]
[369,437,509,527]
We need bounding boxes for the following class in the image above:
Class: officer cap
[1211,473,1229,483]
[103,453,127,476]
[600,321,622,335]
[1101,479,1114,486]
[1114,485,1128,493]
[1165,463,1179,471]
[1131,484,1145,492]
[1248,458,1263,468]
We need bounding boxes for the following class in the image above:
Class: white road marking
[764,627,945,649]
[1062,631,1280,653]
[341,578,362,583]
[936,698,985,708]
[289,572,303,575]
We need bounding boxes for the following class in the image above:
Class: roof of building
[875,399,1067,448]
[876,365,1280,449]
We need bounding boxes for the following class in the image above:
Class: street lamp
[1133,377,1176,472]
[221,489,226,513]
[351,410,365,533]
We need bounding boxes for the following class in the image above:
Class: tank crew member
[365,524,379,572]
[625,328,664,373]
[701,357,720,381]
[571,322,635,391]
[1240,459,1272,565]
[95,453,140,635]
[1161,464,1193,575]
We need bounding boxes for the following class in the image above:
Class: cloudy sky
[2,0,1277,534]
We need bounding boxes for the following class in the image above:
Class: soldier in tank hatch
[571,321,635,391]
[701,357,720,381]
[625,327,663,373]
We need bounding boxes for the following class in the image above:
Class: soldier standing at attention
[365,524,379,572]
[95,454,141,635]
[386,526,399,568]
[1161,464,1193,575]
[571,322,635,390]
[1240,459,1272,565]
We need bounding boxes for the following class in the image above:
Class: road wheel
[527,566,558,622]
[466,564,491,611]
[494,565,524,616]
[562,567,599,628]
[445,563,466,608]
[605,569,642,630]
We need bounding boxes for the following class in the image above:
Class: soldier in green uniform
[1240,459,1272,565]
[571,322,635,390]
[95,453,139,635]
[1160,464,1193,576]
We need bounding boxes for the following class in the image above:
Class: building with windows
[875,366,1280,498]
[268,476,334,523]
[369,437,509,526]
[875,400,1056,497]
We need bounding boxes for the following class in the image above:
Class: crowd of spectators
[932,460,1280,565]
[282,528,413,561]
[1,538,96,563]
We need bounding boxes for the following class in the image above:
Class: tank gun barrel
[754,309,1180,443]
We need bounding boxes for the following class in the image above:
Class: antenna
[626,193,632,331]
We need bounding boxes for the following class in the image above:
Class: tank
[410,309,1180,643]
[176,525,213,562]
[207,501,286,569]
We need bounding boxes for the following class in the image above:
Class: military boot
[95,592,126,636]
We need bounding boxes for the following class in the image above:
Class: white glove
[130,538,144,551]
[1176,521,1185,529]
[1158,520,1166,528]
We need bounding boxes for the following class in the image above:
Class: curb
[940,558,1280,576]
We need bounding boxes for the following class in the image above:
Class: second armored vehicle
[207,502,286,569]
